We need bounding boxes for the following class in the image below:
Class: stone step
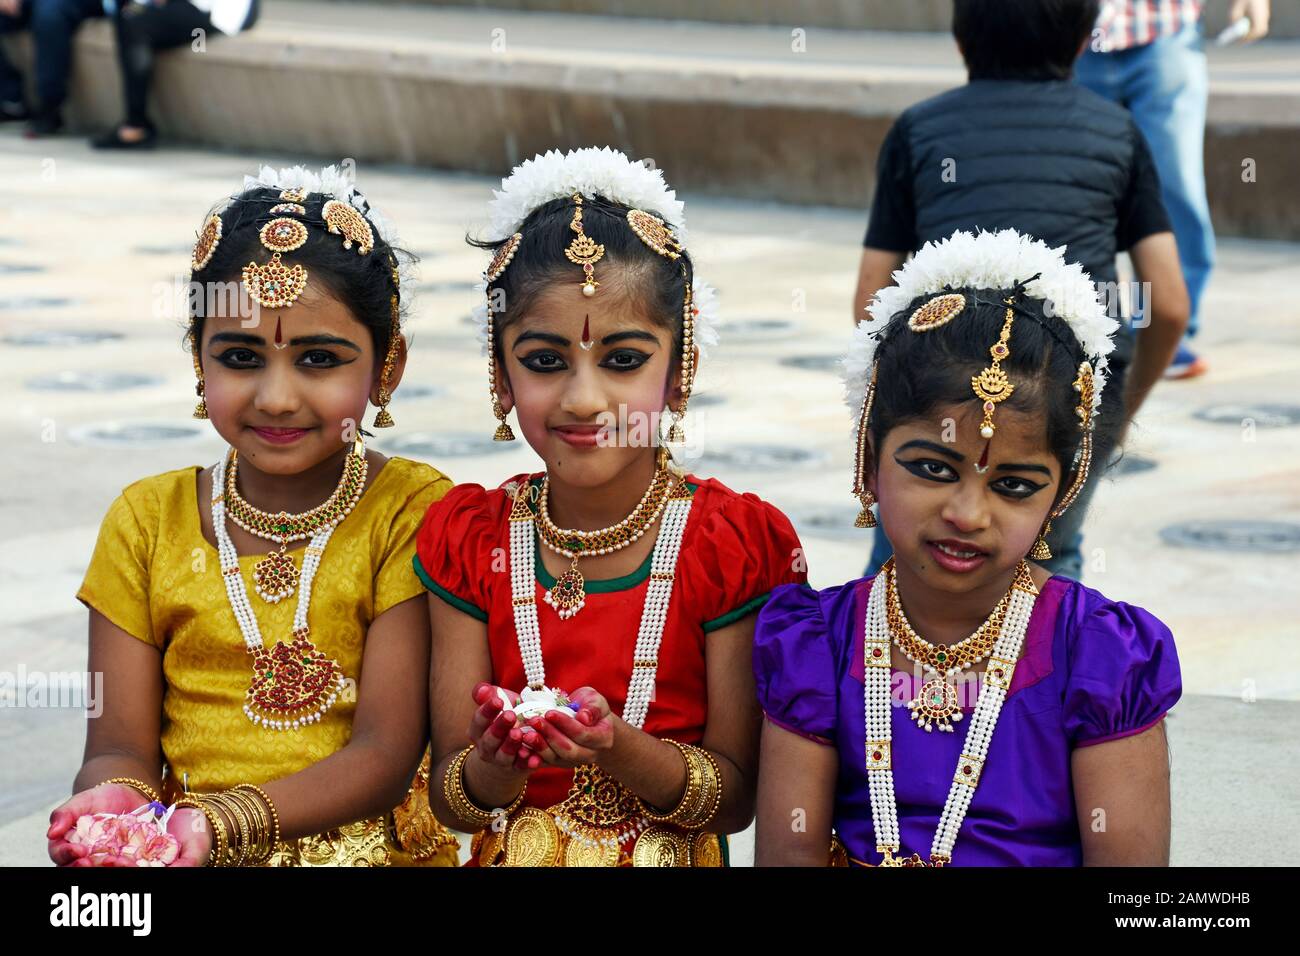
[317,0,1300,39]
[3,1,1296,238]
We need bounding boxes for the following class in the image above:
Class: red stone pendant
[244,634,344,730]
[907,676,962,733]
[252,547,298,604]
[544,561,586,621]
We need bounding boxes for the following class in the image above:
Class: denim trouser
[1074,20,1215,339]
[0,0,103,109]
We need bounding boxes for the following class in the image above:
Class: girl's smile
[248,426,314,445]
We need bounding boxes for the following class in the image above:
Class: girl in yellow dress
[46,164,459,867]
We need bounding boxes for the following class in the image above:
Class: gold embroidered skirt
[164,751,460,867]
[470,805,726,868]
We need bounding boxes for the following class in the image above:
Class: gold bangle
[204,793,251,866]
[101,777,161,804]
[641,741,722,830]
[223,788,271,866]
[175,797,226,867]
[640,740,698,825]
[443,747,525,831]
[199,795,240,867]
[220,792,259,867]
[235,784,281,848]
[685,744,722,829]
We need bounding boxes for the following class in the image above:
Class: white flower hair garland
[470,147,719,358]
[844,228,1118,429]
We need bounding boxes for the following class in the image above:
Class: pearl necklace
[535,465,676,620]
[211,445,356,731]
[507,473,693,853]
[862,558,1038,865]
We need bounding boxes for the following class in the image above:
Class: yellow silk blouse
[76,456,458,866]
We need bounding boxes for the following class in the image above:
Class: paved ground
[0,133,1297,865]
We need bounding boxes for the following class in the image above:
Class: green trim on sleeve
[702,590,772,633]
[412,554,488,622]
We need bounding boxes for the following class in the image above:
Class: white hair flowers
[844,228,1118,425]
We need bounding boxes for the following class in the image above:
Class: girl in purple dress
[754,229,1181,866]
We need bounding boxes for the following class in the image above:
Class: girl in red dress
[416,148,806,866]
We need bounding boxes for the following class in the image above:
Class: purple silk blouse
[754,574,1181,866]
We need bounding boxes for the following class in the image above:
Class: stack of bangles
[443,746,527,829]
[641,740,722,830]
[174,786,282,867]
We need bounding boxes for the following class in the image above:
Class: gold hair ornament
[565,193,605,298]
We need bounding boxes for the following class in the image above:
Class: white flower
[846,228,1117,424]
[487,146,687,241]
[472,147,719,357]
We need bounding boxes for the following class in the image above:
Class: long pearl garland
[212,449,349,731]
[862,559,1038,865]
[507,475,692,856]
[508,476,692,730]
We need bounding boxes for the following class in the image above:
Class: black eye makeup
[215,347,260,368]
[299,349,352,368]
[517,349,568,373]
[894,455,1049,500]
[601,348,651,371]
[895,457,959,482]
[989,475,1047,499]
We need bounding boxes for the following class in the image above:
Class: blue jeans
[1074,20,1215,340]
[0,0,104,109]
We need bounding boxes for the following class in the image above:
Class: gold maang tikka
[565,193,605,298]
[970,296,1018,473]
[484,232,523,441]
[626,208,695,446]
[243,213,311,310]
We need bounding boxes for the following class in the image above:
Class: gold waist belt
[472,765,724,868]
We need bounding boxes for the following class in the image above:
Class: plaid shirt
[1094,0,1204,51]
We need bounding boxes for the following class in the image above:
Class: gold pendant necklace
[535,465,675,620]
[886,564,1012,733]
[225,444,368,604]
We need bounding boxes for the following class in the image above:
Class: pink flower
[68,805,181,866]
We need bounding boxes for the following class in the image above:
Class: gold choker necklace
[534,466,677,620]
